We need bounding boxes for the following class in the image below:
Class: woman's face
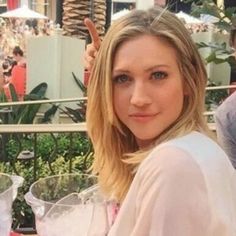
[112,35,185,148]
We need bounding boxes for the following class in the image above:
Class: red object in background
[10,232,22,236]
[7,0,19,10]
[11,64,27,100]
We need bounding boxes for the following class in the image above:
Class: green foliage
[186,0,236,67]
[0,133,93,229]
[191,0,221,18]
[0,82,59,124]
[186,0,235,110]
[18,83,48,124]
[60,72,87,122]
[0,82,60,124]
[186,0,236,32]
[63,102,87,122]
[0,90,8,102]
[205,80,228,111]
[72,72,87,95]
[197,41,233,64]
[9,83,19,102]
[40,104,59,123]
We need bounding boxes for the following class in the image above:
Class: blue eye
[152,71,168,80]
[113,74,129,84]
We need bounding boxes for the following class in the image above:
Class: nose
[130,81,152,107]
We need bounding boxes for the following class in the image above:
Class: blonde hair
[86,7,212,202]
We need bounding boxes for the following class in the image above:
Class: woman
[86,7,236,235]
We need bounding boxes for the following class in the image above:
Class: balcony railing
[0,97,89,180]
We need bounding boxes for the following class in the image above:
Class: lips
[129,113,157,122]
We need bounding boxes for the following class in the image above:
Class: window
[0,0,6,14]
[30,0,51,16]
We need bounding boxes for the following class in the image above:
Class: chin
[134,134,158,148]
[133,130,160,140]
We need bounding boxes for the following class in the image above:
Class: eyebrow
[113,65,170,74]
[144,65,170,72]
[112,69,129,75]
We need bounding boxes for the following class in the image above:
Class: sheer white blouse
[108,131,236,236]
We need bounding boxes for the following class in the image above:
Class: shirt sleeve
[215,108,236,168]
[132,146,211,236]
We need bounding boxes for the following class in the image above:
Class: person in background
[214,26,236,168]
[12,46,26,67]
[215,90,236,168]
[2,56,17,100]
[228,26,236,94]
[11,46,26,100]
[85,7,236,235]
[2,56,16,84]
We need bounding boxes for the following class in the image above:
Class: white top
[108,131,236,236]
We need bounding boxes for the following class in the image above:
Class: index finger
[84,18,101,49]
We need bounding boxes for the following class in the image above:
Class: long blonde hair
[86,7,212,202]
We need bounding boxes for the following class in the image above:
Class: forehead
[113,34,179,67]
[116,34,176,53]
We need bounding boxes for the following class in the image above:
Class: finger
[84,48,95,68]
[86,43,97,57]
[84,18,101,49]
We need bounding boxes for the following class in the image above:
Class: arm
[215,101,236,168]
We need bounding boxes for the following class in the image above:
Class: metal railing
[0,97,89,179]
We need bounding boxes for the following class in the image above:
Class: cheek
[162,84,184,113]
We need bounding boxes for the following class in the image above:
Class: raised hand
[84,18,101,71]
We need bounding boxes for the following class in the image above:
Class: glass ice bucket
[0,173,24,236]
[25,173,111,236]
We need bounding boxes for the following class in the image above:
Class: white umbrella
[0,5,48,19]
[112,9,130,21]
[176,11,203,24]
